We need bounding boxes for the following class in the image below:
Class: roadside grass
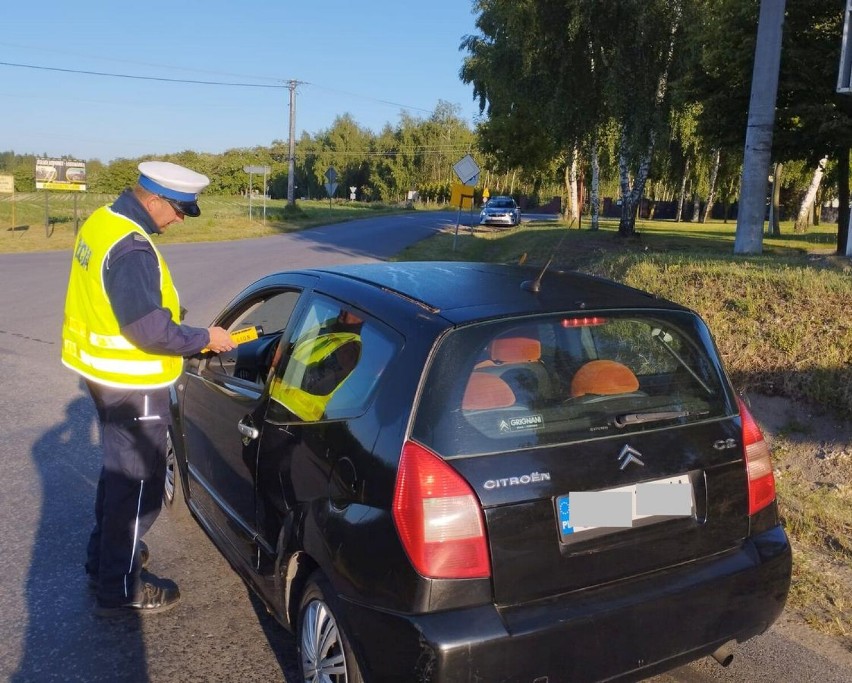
[396,215,852,642]
[0,194,408,253]
[779,473,852,639]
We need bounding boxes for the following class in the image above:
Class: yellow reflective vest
[61,206,183,389]
[269,331,361,421]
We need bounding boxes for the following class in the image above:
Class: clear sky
[1,1,483,163]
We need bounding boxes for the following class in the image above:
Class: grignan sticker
[499,414,544,432]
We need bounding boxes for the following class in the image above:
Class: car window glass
[412,311,732,457]
[266,296,400,423]
[204,290,301,385]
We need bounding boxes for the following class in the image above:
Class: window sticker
[498,414,544,432]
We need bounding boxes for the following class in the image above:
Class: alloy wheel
[301,598,348,682]
[164,429,176,505]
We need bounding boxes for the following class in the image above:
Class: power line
[299,148,475,157]
[0,60,287,88]
[0,40,284,84]
[305,82,434,114]
[0,59,443,114]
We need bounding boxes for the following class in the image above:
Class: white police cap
[137,161,210,217]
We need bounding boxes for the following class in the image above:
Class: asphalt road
[1,211,850,682]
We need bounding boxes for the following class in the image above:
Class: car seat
[570,360,640,398]
[462,373,517,411]
[475,335,554,405]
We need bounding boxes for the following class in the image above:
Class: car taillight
[392,440,491,579]
[738,398,776,515]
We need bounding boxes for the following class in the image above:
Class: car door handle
[237,420,259,440]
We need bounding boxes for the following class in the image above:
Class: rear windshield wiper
[614,409,693,428]
[651,328,714,396]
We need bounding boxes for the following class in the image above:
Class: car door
[252,294,403,583]
[180,277,315,568]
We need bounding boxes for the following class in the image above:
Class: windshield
[412,310,734,457]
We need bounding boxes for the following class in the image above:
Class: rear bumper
[341,525,791,682]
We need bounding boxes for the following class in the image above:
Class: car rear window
[412,310,734,457]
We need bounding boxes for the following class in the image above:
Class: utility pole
[287,79,297,206]
[734,0,786,255]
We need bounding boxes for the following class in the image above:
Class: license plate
[556,474,694,541]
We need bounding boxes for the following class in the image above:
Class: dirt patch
[746,392,852,488]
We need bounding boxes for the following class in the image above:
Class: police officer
[61,161,235,616]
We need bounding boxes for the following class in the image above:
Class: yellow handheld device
[202,325,263,353]
[229,325,262,344]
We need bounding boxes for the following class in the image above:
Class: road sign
[0,174,13,194]
[325,167,338,183]
[325,182,338,197]
[839,0,852,93]
[453,154,480,185]
[349,186,356,200]
[243,166,271,223]
[451,182,475,208]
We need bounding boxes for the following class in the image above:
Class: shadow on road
[247,591,301,681]
[12,386,150,683]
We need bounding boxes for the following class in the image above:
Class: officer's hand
[206,326,236,353]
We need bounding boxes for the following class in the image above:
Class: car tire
[298,572,364,683]
[163,427,188,520]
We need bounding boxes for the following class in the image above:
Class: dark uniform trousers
[84,380,169,602]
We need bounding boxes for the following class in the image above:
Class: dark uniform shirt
[104,190,209,356]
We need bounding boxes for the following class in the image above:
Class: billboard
[36,158,87,191]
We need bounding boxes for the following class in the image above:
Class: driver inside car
[267,309,363,422]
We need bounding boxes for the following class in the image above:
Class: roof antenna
[520,218,574,293]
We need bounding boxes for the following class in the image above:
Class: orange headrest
[490,336,541,364]
[570,360,639,397]
[462,373,516,410]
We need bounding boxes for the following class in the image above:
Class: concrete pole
[287,80,297,206]
[734,0,786,255]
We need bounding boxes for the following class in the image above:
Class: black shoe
[94,579,180,617]
[86,540,150,590]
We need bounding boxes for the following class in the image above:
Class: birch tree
[589,139,601,230]
[794,156,828,233]
[462,0,690,236]
[701,148,721,223]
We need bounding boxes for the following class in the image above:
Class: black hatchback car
[167,261,791,682]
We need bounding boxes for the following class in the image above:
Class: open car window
[412,310,734,457]
[203,290,301,385]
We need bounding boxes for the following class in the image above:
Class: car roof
[304,262,685,324]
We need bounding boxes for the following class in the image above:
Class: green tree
[462,0,690,235]
[688,0,852,253]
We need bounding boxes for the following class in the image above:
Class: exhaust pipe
[711,640,736,667]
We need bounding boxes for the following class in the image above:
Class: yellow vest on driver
[269,331,361,421]
[61,205,183,389]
